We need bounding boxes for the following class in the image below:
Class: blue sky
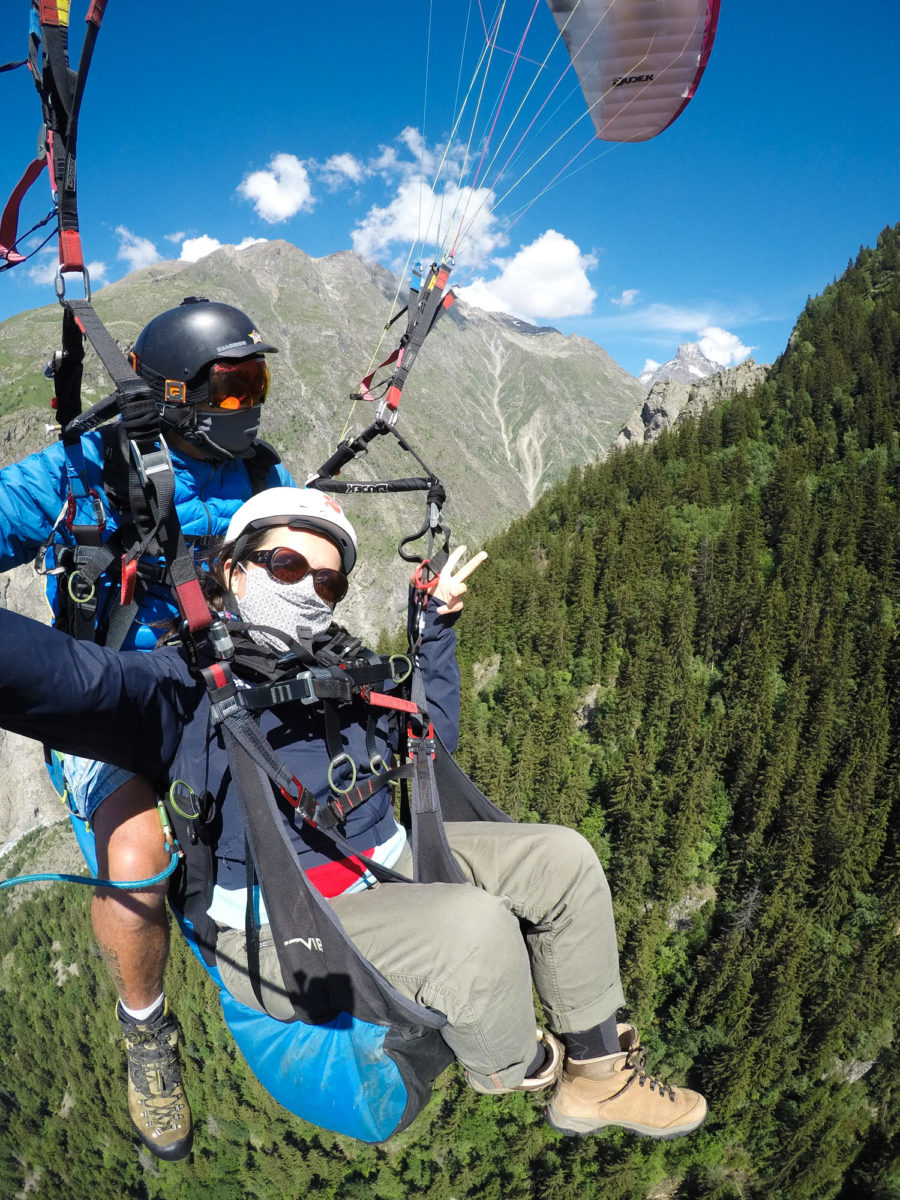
[1,1,898,379]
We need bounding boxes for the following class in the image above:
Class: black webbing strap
[203,662,317,818]
[39,1,106,280]
[222,722,446,1028]
[243,844,266,1012]
[2,3,105,271]
[64,299,148,403]
[406,655,468,884]
[54,303,86,433]
[204,639,464,888]
[58,300,213,639]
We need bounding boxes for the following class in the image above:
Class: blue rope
[0,848,180,891]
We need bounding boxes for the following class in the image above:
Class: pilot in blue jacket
[0,298,292,1159]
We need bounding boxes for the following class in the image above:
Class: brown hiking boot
[117,1000,193,1161]
[546,1025,707,1139]
[467,1029,565,1094]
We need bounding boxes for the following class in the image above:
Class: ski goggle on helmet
[205,356,270,410]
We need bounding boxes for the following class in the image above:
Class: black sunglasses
[245,546,348,604]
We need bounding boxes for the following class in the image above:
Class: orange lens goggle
[207,357,270,410]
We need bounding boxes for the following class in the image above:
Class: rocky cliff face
[617,357,771,447]
[0,240,645,847]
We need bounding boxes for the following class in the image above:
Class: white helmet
[226,487,358,573]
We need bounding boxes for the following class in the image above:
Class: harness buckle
[286,670,317,705]
[129,436,173,488]
[293,667,344,705]
[407,722,436,759]
[280,777,318,824]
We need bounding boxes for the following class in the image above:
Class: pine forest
[1,224,899,1200]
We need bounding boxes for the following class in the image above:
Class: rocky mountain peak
[639,342,723,390]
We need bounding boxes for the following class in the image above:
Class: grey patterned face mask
[183,407,262,459]
[235,567,334,649]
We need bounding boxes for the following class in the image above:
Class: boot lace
[624,1045,678,1103]
[125,1024,187,1129]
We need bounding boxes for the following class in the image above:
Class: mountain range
[618,355,771,447]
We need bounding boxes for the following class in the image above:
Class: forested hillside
[454,223,900,1198]
[2,225,898,1199]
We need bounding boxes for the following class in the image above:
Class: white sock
[120,992,165,1022]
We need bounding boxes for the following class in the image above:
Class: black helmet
[130,297,278,403]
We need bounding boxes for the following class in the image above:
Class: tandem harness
[36,426,282,649]
[158,615,513,1138]
[166,619,512,1031]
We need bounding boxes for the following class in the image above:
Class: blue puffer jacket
[0,428,293,648]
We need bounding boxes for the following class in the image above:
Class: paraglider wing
[545,0,720,142]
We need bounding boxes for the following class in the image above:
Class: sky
[1,1,898,380]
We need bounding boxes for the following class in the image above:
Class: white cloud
[86,259,108,286]
[27,253,60,286]
[351,179,504,266]
[237,153,314,223]
[605,302,723,333]
[368,126,482,196]
[612,288,639,308]
[177,235,268,262]
[457,230,597,322]
[180,235,222,262]
[698,325,754,366]
[351,182,422,260]
[318,153,367,189]
[641,357,661,376]
[116,226,161,272]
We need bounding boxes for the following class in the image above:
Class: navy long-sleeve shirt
[0,597,460,898]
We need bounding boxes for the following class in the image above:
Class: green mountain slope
[1,225,898,1199]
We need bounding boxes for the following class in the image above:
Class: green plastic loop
[327,753,357,795]
[68,571,95,604]
[390,654,412,684]
[369,753,387,776]
[167,779,200,820]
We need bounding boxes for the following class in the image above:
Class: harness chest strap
[202,662,318,821]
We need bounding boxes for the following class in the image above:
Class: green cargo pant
[215,822,625,1092]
